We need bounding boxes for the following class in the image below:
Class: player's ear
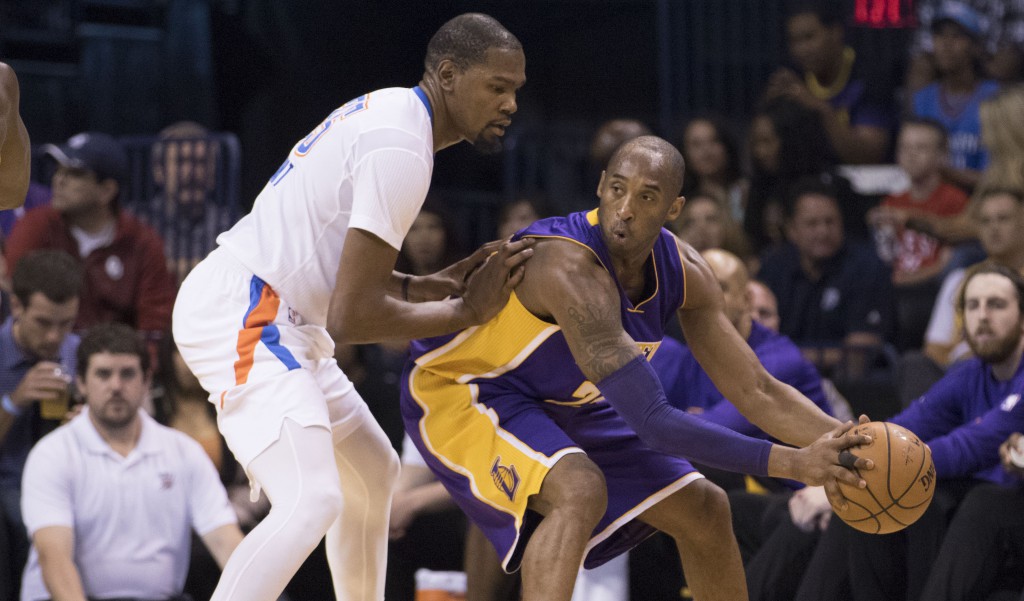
[437,59,458,91]
[596,170,606,197]
[666,195,685,222]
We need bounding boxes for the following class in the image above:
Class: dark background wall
[2,0,911,213]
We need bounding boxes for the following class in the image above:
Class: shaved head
[702,248,749,288]
[701,248,751,333]
[607,135,686,197]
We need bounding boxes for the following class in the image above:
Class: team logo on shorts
[491,456,520,502]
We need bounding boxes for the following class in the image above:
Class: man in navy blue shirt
[0,250,81,599]
[759,175,893,369]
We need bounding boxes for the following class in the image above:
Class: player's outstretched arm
[327,228,532,344]
[674,239,841,447]
[515,239,871,491]
[0,62,30,210]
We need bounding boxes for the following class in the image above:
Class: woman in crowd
[680,115,749,222]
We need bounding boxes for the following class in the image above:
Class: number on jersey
[294,94,370,156]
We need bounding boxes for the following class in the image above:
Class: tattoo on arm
[565,301,637,381]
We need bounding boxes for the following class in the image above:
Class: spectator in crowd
[924,188,1024,370]
[869,118,971,350]
[745,97,871,254]
[0,251,81,601]
[870,119,970,284]
[748,279,782,333]
[759,176,894,367]
[669,192,753,269]
[19,323,244,601]
[978,84,1024,193]
[907,0,1024,94]
[766,0,894,165]
[4,132,177,352]
[0,62,29,211]
[496,197,543,240]
[912,2,1001,191]
[680,115,748,221]
[588,119,652,170]
[149,121,235,283]
[888,83,1024,254]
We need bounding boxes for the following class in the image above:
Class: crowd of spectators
[4,0,1024,599]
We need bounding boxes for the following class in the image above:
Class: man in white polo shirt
[19,323,243,601]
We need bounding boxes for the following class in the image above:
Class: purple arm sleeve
[597,355,774,476]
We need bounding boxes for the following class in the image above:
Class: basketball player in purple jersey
[401,136,871,601]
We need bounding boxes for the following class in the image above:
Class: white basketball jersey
[217,87,435,326]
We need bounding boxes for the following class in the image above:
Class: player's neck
[417,78,460,153]
[611,252,652,303]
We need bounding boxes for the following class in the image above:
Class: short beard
[968,326,1024,364]
[471,132,504,155]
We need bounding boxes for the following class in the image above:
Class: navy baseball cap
[42,132,128,183]
[931,2,986,40]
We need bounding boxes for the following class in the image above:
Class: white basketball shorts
[172,246,370,473]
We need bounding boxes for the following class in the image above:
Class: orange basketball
[831,421,936,534]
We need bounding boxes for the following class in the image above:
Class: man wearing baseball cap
[932,1,987,40]
[911,1,999,191]
[4,132,176,357]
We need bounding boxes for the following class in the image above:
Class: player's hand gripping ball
[832,421,935,534]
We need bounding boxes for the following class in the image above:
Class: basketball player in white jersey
[172,13,530,600]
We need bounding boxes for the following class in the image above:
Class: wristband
[1,394,22,417]
[402,275,412,301]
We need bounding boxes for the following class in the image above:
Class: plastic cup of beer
[39,367,72,421]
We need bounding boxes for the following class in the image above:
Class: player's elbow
[326,305,362,345]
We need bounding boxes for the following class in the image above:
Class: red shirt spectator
[6,207,175,336]
[883,182,969,281]
[4,132,175,340]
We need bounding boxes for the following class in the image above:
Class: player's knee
[293,484,345,531]
[379,446,401,492]
[669,480,732,543]
[537,455,607,524]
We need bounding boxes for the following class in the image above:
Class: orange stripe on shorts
[233,284,282,385]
